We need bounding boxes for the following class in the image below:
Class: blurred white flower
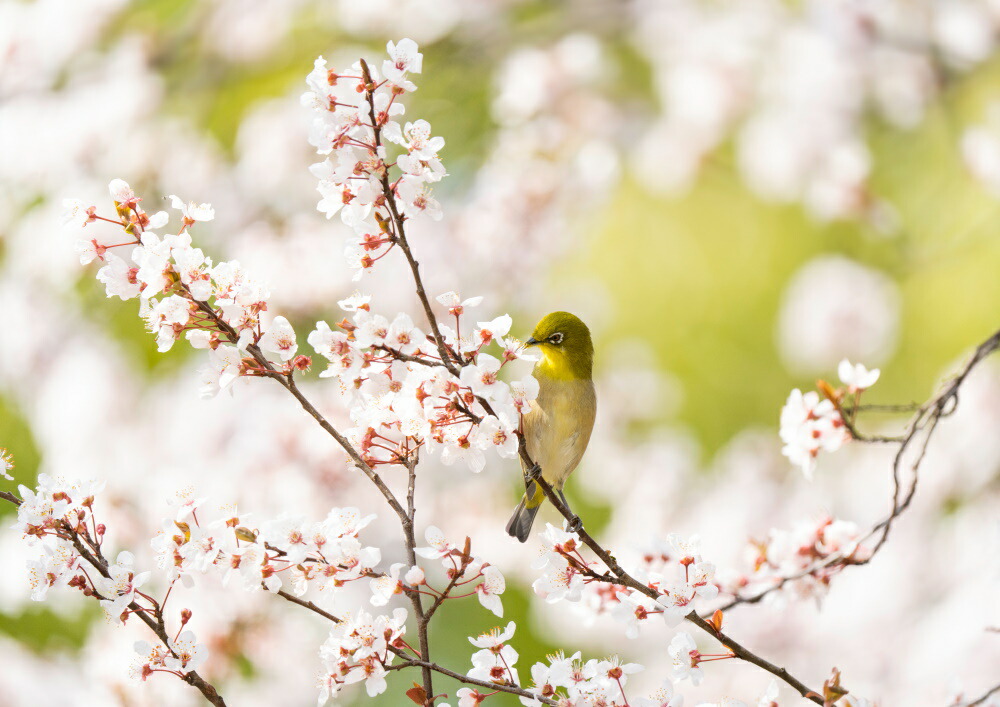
[838,359,880,392]
[777,256,900,373]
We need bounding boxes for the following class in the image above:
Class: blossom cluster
[518,648,651,707]
[531,526,719,643]
[302,38,445,280]
[732,516,869,606]
[12,471,210,685]
[307,293,538,472]
[130,630,207,682]
[64,180,307,398]
[318,607,408,700]
[779,359,880,478]
[150,494,383,602]
[66,179,540,474]
[14,473,104,601]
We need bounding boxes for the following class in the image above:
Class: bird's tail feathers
[505,481,544,543]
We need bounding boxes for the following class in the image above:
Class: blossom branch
[359,58,461,377]
[957,681,1000,707]
[274,581,551,705]
[512,438,827,704]
[187,295,411,524]
[402,454,435,704]
[399,658,558,706]
[721,326,1000,612]
[0,492,226,707]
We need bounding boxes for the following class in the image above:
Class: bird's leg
[523,462,542,485]
[557,489,583,534]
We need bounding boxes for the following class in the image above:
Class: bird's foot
[524,463,542,484]
[565,515,583,534]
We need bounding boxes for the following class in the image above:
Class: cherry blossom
[779,388,849,479]
[436,291,484,317]
[108,178,137,206]
[668,631,704,686]
[383,38,423,90]
[838,359,880,393]
[168,194,215,224]
[97,551,152,623]
[259,315,298,362]
[1,448,14,481]
[476,565,506,618]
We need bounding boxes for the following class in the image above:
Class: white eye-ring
[549,332,564,345]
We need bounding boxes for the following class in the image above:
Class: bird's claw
[524,463,542,483]
[565,515,583,534]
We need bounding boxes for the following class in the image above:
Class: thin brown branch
[399,658,558,706]
[275,590,342,624]
[401,452,435,705]
[423,558,467,623]
[512,437,825,704]
[374,343,446,368]
[187,294,410,524]
[958,681,1000,707]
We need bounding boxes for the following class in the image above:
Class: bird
[505,311,596,543]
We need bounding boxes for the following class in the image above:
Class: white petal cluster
[467,622,519,686]
[97,551,152,623]
[130,631,207,680]
[13,475,104,603]
[70,180,307,397]
[1,448,14,481]
[739,516,867,605]
[307,294,536,473]
[779,389,849,479]
[150,501,380,599]
[837,359,880,393]
[302,39,446,280]
[318,607,408,701]
[520,650,651,707]
[531,525,722,642]
[668,632,703,685]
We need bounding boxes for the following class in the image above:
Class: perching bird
[506,311,596,543]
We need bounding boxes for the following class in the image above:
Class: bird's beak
[525,337,540,347]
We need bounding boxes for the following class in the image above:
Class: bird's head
[526,311,593,380]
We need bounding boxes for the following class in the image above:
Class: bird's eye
[549,332,564,345]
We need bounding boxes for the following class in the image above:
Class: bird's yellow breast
[522,374,597,488]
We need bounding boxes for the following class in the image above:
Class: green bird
[506,311,597,543]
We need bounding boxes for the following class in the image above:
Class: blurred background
[1,0,1000,704]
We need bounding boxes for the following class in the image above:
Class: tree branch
[512,436,826,704]
[0,492,227,706]
[959,681,1000,707]
[719,326,1000,612]
[399,658,558,706]
[359,58,462,379]
[402,453,435,705]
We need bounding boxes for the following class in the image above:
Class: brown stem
[960,681,1000,707]
[275,590,342,624]
[401,453,435,705]
[399,658,557,706]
